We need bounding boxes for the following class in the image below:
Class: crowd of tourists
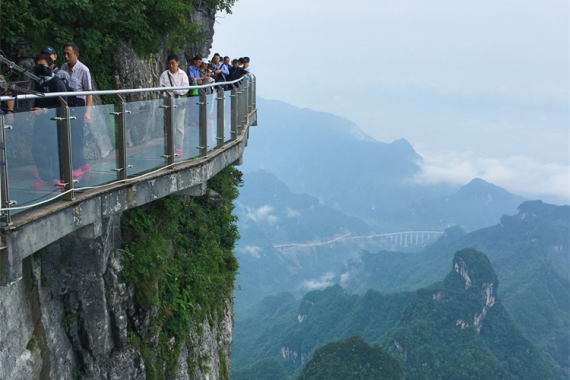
[0,44,252,190]
[159,53,252,97]
[159,53,252,158]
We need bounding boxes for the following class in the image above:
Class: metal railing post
[57,97,74,201]
[0,115,11,227]
[216,87,224,149]
[243,83,248,125]
[198,93,208,157]
[237,87,244,135]
[253,76,257,110]
[115,95,128,180]
[231,87,238,141]
[248,79,253,112]
[164,95,175,164]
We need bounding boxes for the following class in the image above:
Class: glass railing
[125,99,167,177]
[176,95,201,160]
[0,75,256,222]
[224,89,233,143]
[5,108,61,214]
[73,103,119,189]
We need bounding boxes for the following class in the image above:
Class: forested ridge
[232,246,562,379]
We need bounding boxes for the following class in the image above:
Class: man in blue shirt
[187,56,203,85]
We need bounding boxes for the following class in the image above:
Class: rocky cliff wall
[0,200,234,380]
[112,3,216,100]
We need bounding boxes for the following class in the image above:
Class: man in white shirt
[159,54,189,158]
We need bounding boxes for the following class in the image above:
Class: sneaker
[54,179,65,188]
[80,163,91,173]
[72,167,84,178]
[175,151,183,159]
[31,179,50,189]
[80,163,91,179]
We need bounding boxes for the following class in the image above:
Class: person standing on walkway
[160,54,189,158]
[30,53,68,188]
[60,42,91,178]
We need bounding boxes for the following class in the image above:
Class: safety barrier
[0,75,256,225]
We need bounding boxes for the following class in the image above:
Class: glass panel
[224,90,232,142]
[206,92,217,152]
[176,95,200,161]
[5,108,62,214]
[72,103,119,190]
[240,87,247,132]
[125,99,166,177]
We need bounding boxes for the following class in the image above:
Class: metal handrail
[0,74,257,224]
[0,75,253,102]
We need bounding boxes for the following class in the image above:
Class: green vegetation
[232,288,414,377]
[233,249,556,380]
[121,167,242,379]
[384,249,554,380]
[298,336,405,380]
[343,201,569,379]
[0,0,236,90]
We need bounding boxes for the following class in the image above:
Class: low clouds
[415,150,570,202]
[246,205,278,225]
[300,273,335,291]
[238,245,263,259]
[286,208,301,218]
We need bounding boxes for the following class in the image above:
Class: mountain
[341,201,570,378]
[298,336,406,380]
[234,169,526,311]
[234,170,407,310]
[400,178,527,231]
[384,249,553,380]
[241,98,452,228]
[241,99,526,232]
[232,250,552,380]
[232,287,413,377]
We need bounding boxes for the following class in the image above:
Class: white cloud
[340,272,351,286]
[239,245,263,259]
[286,208,301,218]
[300,272,335,291]
[246,205,279,225]
[414,150,570,202]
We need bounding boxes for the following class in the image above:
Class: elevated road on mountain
[273,230,445,250]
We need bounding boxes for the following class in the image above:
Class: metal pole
[163,95,175,165]
[198,93,208,157]
[115,95,128,180]
[231,87,238,141]
[253,76,257,109]
[216,87,224,149]
[248,79,253,113]
[0,114,11,227]
[57,97,74,201]
[237,88,244,135]
[243,79,249,116]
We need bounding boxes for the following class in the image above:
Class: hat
[201,59,209,64]
[41,46,57,55]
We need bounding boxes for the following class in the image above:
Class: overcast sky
[213,0,569,203]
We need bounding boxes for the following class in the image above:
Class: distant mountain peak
[455,177,526,205]
[444,249,498,292]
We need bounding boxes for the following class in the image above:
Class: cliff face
[89,2,217,160]
[112,3,216,99]
[0,216,233,380]
[0,168,241,380]
[386,249,554,380]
